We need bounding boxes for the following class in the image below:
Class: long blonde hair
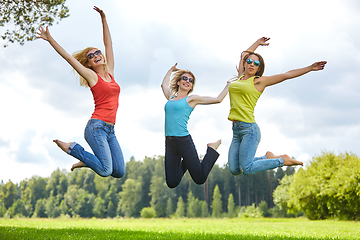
[72,47,107,87]
[169,69,196,96]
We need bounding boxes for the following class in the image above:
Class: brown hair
[72,47,107,87]
[169,69,196,95]
[237,51,265,78]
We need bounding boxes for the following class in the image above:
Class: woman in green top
[228,37,327,175]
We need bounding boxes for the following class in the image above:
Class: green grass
[0,217,358,239]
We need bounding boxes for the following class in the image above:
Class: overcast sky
[1,0,359,184]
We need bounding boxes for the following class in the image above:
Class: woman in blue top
[161,63,231,188]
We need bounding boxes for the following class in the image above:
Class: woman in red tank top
[37,6,125,178]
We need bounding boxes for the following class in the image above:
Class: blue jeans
[228,121,284,175]
[67,119,125,178]
[165,135,219,188]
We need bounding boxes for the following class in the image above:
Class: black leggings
[165,135,219,188]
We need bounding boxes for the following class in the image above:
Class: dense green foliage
[288,151,360,220]
[0,155,292,219]
[0,218,357,240]
[1,0,69,47]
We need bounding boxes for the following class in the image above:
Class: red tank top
[90,74,120,124]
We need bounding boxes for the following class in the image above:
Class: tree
[1,0,70,47]
[33,199,47,218]
[20,176,47,211]
[166,198,174,217]
[186,190,196,218]
[118,178,142,217]
[227,193,235,218]
[0,200,6,217]
[211,185,222,218]
[288,151,360,220]
[74,192,95,218]
[93,197,106,218]
[8,199,29,217]
[0,181,18,209]
[45,196,60,218]
[201,201,209,218]
[273,174,294,217]
[175,196,185,218]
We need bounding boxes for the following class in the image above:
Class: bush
[238,204,262,218]
[140,207,156,218]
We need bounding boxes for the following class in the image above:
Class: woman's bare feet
[71,161,85,171]
[207,140,222,151]
[265,151,282,159]
[282,154,303,166]
[53,140,72,153]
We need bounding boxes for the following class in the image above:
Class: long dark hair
[238,52,265,78]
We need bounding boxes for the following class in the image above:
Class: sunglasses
[181,75,194,83]
[246,58,260,67]
[87,50,102,59]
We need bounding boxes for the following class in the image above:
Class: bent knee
[193,179,206,185]
[166,179,180,189]
[229,166,242,175]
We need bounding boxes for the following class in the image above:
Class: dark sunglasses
[181,75,194,83]
[246,58,260,67]
[87,50,102,59]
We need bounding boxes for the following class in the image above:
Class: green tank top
[228,76,262,123]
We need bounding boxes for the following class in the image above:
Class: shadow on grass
[0,226,337,240]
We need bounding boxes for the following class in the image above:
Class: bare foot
[265,151,282,159]
[207,140,221,151]
[71,161,85,171]
[53,139,72,153]
[282,154,303,166]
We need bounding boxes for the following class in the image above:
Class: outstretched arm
[187,80,233,108]
[237,37,270,77]
[37,26,97,85]
[161,63,178,100]
[94,6,114,75]
[256,61,327,91]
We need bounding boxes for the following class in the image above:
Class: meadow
[0,217,358,240]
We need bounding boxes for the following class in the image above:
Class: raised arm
[187,80,233,108]
[237,37,270,77]
[94,6,114,75]
[37,26,97,85]
[161,63,178,100]
[255,61,327,92]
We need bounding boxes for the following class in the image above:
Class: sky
[1,0,359,184]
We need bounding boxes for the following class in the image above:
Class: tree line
[0,155,295,219]
[1,151,358,220]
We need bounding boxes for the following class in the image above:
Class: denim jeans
[67,119,125,178]
[228,121,284,175]
[165,135,219,188]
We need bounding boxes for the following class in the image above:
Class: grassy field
[0,217,358,239]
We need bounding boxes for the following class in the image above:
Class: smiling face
[178,73,194,94]
[86,48,104,68]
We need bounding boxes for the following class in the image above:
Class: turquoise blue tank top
[164,96,194,136]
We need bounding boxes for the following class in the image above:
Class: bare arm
[161,63,178,100]
[187,81,233,108]
[37,26,97,85]
[237,37,270,77]
[94,6,114,76]
[255,61,327,92]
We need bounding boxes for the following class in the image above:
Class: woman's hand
[36,26,51,41]
[256,37,270,46]
[170,63,179,72]
[311,61,327,71]
[94,6,105,18]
